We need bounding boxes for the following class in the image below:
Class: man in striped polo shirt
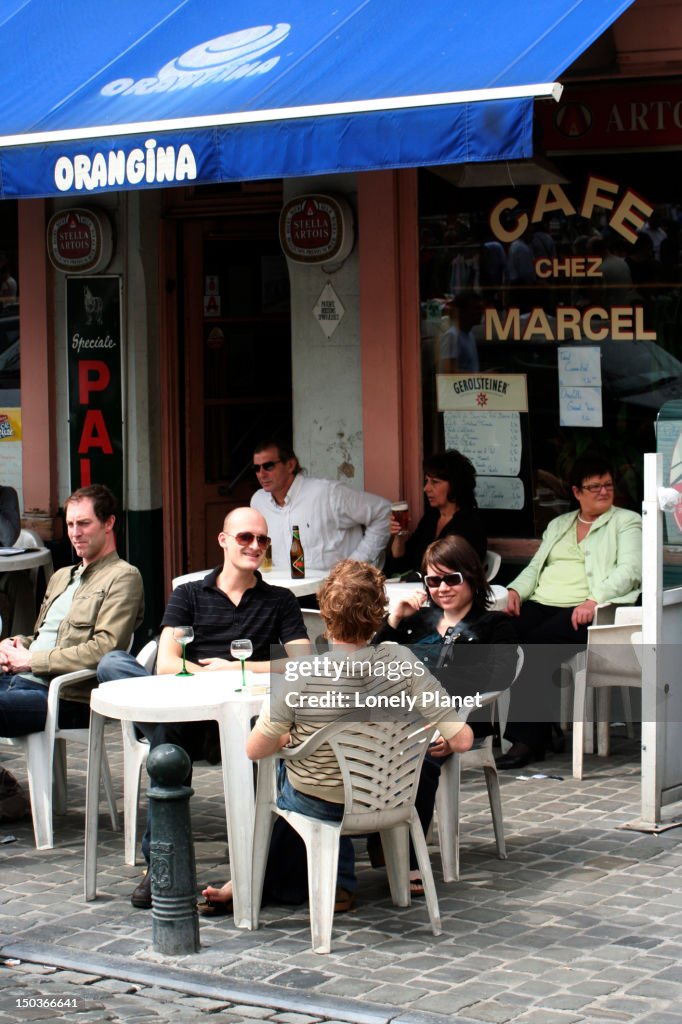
[97,506,309,908]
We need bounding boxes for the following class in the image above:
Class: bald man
[97,506,309,907]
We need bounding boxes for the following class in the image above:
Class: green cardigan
[509,506,642,608]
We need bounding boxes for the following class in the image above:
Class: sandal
[334,886,357,913]
[197,896,233,917]
[197,883,233,917]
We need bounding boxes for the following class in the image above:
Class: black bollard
[147,743,200,954]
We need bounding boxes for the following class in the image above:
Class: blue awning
[0,0,634,198]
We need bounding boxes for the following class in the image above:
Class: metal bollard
[147,743,200,954]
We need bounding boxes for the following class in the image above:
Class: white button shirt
[251,474,391,571]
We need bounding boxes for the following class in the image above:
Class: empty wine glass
[230,638,253,690]
[174,625,194,676]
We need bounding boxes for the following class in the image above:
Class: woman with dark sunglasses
[373,534,518,893]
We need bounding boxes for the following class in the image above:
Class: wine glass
[174,626,194,676]
[230,638,253,690]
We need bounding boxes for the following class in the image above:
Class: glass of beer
[391,501,409,532]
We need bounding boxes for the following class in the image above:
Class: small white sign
[558,346,601,387]
[313,282,345,338]
[559,386,603,427]
[476,476,525,510]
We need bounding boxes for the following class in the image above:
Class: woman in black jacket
[386,450,487,577]
[374,534,518,892]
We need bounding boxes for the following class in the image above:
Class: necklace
[577,514,597,525]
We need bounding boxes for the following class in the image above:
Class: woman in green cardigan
[497,454,642,770]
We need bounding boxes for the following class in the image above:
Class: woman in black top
[386,450,487,577]
[375,535,517,892]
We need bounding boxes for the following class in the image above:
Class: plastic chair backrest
[483,549,501,582]
[282,716,430,834]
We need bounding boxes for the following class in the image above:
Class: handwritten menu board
[476,476,525,510]
[558,346,603,427]
[444,411,522,477]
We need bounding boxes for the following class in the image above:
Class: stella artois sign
[279,193,354,267]
[47,208,113,273]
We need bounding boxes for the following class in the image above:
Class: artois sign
[279,194,354,267]
[47,208,113,273]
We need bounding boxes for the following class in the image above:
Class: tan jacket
[18,550,144,699]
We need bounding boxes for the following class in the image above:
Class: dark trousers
[0,674,89,735]
[504,601,588,755]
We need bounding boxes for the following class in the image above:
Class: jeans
[276,762,356,893]
[97,649,218,863]
[0,673,89,735]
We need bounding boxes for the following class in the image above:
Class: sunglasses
[252,460,281,473]
[424,572,464,588]
[226,531,270,550]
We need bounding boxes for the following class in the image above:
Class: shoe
[551,725,566,754]
[130,871,152,909]
[409,875,425,897]
[334,886,356,913]
[367,832,385,868]
[495,742,544,771]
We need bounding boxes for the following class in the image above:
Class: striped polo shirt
[161,568,307,663]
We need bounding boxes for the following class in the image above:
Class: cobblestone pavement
[2,729,682,1024]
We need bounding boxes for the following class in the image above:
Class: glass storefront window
[418,154,682,538]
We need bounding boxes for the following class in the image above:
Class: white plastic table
[172,567,328,598]
[385,580,508,613]
[0,547,54,633]
[85,672,265,928]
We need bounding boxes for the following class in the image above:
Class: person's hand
[571,599,597,630]
[387,589,427,627]
[199,657,237,671]
[505,589,521,617]
[0,642,31,674]
[389,514,409,538]
[428,734,451,758]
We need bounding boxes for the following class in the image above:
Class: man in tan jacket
[0,484,144,734]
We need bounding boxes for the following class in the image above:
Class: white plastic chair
[301,608,326,651]
[483,549,502,582]
[172,569,210,589]
[111,640,159,864]
[559,603,618,733]
[572,606,642,780]
[435,646,524,881]
[0,645,132,849]
[251,716,442,954]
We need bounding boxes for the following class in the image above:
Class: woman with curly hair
[199,559,473,916]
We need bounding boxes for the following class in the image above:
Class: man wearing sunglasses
[97,506,310,908]
[250,439,391,572]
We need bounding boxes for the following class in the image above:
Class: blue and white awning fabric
[0,0,634,198]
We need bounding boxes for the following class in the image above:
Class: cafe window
[418,152,682,539]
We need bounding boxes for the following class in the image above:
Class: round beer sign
[47,208,113,273]
[279,194,354,267]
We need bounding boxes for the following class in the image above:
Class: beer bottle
[290,525,305,578]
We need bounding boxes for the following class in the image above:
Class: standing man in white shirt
[250,440,391,571]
